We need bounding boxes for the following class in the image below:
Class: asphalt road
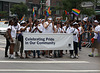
[0,35,100,73]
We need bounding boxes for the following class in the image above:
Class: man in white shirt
[43,17,55,33]
[43,17,56,58]
[89,21,100,57]
[69,22,79,59]
[31,20,42,58]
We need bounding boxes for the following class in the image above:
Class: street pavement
[0,35,100,73]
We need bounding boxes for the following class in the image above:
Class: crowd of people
[4,16,100,59]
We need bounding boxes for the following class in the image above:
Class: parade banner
[23,33,73,50]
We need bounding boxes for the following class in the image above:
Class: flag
[65,10,69,15]
[46,7,51,16]
[33,8,36,17]
[21,15,25,21]
[72,9,80,16]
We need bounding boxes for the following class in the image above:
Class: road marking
[0,69,99,72]
[0,61,89,63]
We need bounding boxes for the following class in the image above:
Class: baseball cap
[94,20,99,23]
[20,21,26,25]
[73,22,78,25]
[48,18,52,20]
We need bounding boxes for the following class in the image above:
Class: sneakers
[75,55,79,59]
[9,55,16,59]
[88,54,94,57]
[70,55,74,59]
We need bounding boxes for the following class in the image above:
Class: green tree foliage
[10,2,28,19]
[0,11,8,19]
[62,0,95,16]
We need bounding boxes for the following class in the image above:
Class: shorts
[14,39,20,52]
[9,38,16,44]
[92,39,100,49]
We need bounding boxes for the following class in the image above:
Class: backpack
[4,26,12,39]
[4,30,10,39]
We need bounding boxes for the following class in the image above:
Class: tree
[62,0,95,19]
[0,11,8,19]
[10,2,28,19]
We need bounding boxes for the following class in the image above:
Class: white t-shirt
[62,26,66,33]
[94,25,100,39]
[38,23,44,32]
[31,25,42,33]
[54,25,62,33]
[14,23,20,31]
[43,22,54,33]
[66,27,74,34]
[20,26,30,33]
[78,26,82,34]
[73,28,79,42]
[8,25,16,38]
[83,17,88,21]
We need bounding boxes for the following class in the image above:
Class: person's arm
[20,24,29,32]
[44,22,50,29]
[37,27,42,33]
[29,23,32,32]
[31,27,36,33]
[80,27,84,35]
[52,21,56,33]
[8,29,13,42]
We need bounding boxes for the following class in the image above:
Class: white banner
[23,33,73,50]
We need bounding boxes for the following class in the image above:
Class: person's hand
[26,24,30,27]
[52,21,54,26]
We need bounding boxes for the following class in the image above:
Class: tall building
[0,0,26,17]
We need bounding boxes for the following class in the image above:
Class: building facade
[0,0,26,18]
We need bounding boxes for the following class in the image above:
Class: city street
[0,35,100,73]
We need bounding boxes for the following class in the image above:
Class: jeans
[5,39,10,56]
[33,50,40,57]
[70,42,78,56]
[79,35,82,50]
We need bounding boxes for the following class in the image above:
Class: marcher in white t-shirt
[8,20,17,59]
[31,20,42,58]
[69,22,79,59]
[13,21,21,57]
[43,17,56,58]
[19,21,31,59]
[89,21,100,57]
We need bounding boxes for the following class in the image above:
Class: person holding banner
[54,22,62,58]
[66,23,75,59]
[31,20,42,58]
[43,17,56,58]
[19,21,31,58]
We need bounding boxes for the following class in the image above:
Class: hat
[48,18,52,20]
[73,22,78,25]
[20,21,26,25]
[41,19,45,22]
[94,20,99,23]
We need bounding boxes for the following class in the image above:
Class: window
[56,10,59,15]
